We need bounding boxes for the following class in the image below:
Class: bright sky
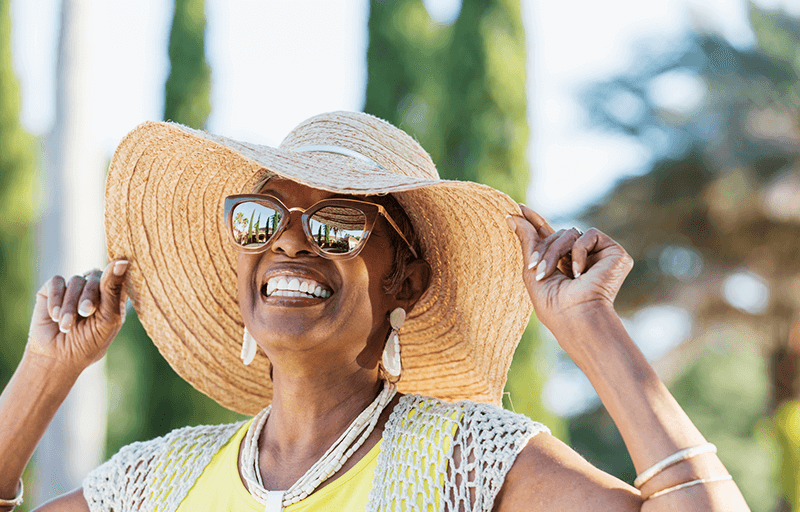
[11,0,798,416]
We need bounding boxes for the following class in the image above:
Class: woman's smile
[260,265,334,305]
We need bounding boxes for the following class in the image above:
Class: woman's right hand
[26,259,129,373]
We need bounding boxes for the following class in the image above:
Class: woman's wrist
[0,349,82,502]
[545,302,633,371]
[21,346,87,386]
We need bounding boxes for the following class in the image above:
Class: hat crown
[279,111,440,181]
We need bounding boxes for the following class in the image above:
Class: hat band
[294,145,385,171]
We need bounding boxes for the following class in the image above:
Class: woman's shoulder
[83,421,247,512]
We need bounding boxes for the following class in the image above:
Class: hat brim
[105,121,532,414]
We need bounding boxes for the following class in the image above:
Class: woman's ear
[395,259,431,309]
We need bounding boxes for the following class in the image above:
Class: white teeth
[264,275,332,299]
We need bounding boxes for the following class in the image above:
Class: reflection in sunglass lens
[231,201,283,248]
[309,206,367,254]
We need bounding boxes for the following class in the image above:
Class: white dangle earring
[382,307,405,378]
[242,327,257,366]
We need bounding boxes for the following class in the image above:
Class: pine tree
[577,5,800,507]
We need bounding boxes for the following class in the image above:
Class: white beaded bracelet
[0,479,24,509]
[634,443,717,488]
[646,475,733,500]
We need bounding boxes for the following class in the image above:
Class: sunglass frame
[224,193,418,260]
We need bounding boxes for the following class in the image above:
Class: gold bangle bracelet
[0,479,23,508]
[645,475,733,500]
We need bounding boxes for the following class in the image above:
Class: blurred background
[1,0,799,510]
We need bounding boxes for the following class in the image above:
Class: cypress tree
[163,0,211,128]
[365,0,563,437]
[0,0,36,386]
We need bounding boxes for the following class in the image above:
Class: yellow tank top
[176,420,381,512]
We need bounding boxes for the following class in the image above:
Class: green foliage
[503,319,566,440]
[774,400,800,509]
[366,0,529,198]
[366,0,557,434]
[163,0,210,128]
[105,311,245,454]
[0,0,37,388]
[671,345,779,512]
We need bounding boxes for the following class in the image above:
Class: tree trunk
[33,0,107,501]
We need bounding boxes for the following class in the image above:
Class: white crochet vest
[83,395,549,512]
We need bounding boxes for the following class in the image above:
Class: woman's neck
[263,368,384,456]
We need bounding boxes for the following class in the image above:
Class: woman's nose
[270,213,313,257]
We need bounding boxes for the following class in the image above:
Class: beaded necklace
[240,381,397,512]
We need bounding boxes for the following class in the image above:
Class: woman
[0,111,750,511]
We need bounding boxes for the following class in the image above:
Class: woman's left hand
[508,204,634,334]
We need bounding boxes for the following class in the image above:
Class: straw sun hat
[105,111,532,415]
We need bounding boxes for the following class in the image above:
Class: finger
[570,228,628,277]
[534,229,580,282]
[44,276,66,322]
[570,231,594,278]
[77,269,102,317]
[59,275,88,333]
[119,286,129,322]
[518,204,555,239]
[506,215,541,270]
[529,229,565,280]
[97,259,129,323]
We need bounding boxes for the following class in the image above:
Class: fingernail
[505,215,516,230]
[51,306,61,321]
[573,263,581,278]
[78,300,94,317]
[528,251,539,269]
[59,313,73,333]
[113,260,129,276]
[535,260,546,281]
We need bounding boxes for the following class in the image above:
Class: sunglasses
[224,194,418,259]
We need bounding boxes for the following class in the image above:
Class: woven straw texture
[104,111,533,414]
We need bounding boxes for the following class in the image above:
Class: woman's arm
[0,260,128,512]
[500,207,750,511]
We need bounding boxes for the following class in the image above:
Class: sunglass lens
[230,201,283,248]
[308,206,367,254]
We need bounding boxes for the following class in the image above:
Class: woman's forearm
[0,351,81,510]
[550,305,750,511]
